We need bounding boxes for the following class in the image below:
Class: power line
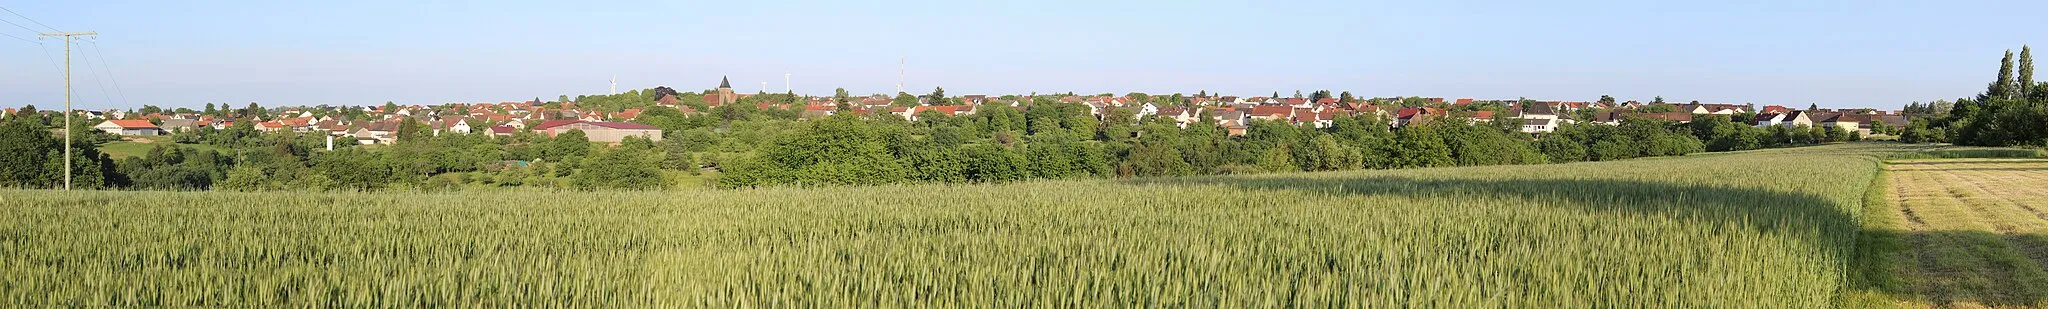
[1,14,39,33]
[72,39,112,109]
[0,31,29,43]
[85,39,128,108]
[39,41,68,92]
[0,6,60,32]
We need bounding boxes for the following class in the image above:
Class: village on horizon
[4,76,1925,145]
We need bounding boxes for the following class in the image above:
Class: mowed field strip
[1883,158,2048,307]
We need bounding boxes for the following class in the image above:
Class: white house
[93,120,162,136]
[1778,111,1815,128]
[1753,113,1787,127]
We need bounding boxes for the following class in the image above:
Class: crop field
[1861,158,2048,307]
[0,144,1889,307]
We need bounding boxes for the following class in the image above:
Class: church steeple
[719,76,731,89]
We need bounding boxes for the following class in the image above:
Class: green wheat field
[1,144,1893,307]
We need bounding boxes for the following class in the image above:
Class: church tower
[710,76,739,106]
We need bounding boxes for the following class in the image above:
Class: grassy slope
[0,144,1890,307]
[98,139,226,159]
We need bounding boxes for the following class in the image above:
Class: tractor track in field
[1886,159,2048,307]
[1890,164,1953,306]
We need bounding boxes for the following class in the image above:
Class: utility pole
[40,31,95,191]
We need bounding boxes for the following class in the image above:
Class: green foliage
[546,130,592,161]
[891,92,919,107]
[1535,135,1586,163]
[575,147,664,190]
[1124,143,1193,177]
[1295,135,1364,171]
[1939,48,2048,147]
[1640,104,1679,113]
[312,148,394,191]
[0,116,53,187]
[117,145,232,190]
[720,115,906,188]
[1394,125,1454,168]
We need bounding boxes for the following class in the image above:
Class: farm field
[0,144,1891,307]
[97,138,226,159]
[1861,158,2048,308]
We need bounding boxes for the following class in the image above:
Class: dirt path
[1885,159,2048,308]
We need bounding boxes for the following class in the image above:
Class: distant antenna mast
[897,57,906,94]
[784,73,791,93]
[610,75,617,95]
[761,81,767,93]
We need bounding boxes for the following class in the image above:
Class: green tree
[1589,140,1632,161]
[1298,134,1363,171]
[243,102,264,119]
[575,147,664,190]
[963,144,1031,182]
[719,115,906,188]
[2020,46,2035,97]
[927,87,950,106]
[1125,143,1194,177]
[1255,145,1298,173]
[546,130,591,161]
[1535,135,1585,163]
[661,138,695,171]
[1395,125,1454,168]
[216,165,267,192]
[0,115,52,187]
[892,92,919,107]
[1990,50,2017,101]
[310,149,390,191]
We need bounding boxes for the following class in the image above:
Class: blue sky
[0,0,2041,110]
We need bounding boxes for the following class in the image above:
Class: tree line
[1,88,1851,192]
[710,100,1846,188]
[1903,46,2048,146]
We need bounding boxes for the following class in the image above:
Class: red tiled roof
[530,120,583,131]
[589,122,659,130]
[102,119,159,129]
[1248,106,1292,117]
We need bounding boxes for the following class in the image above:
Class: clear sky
[0,0,2041,110]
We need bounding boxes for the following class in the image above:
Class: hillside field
[0,144,1897,307]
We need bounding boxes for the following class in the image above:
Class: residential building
[94,120,162,136]
[531,120,663,143]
